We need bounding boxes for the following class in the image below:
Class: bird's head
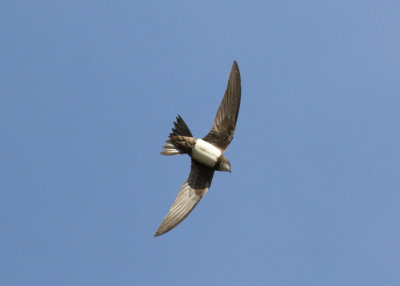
[216,155,231,173]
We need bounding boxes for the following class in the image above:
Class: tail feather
[171,115,193,137]
[161,115,193,155]
[161,143,181,155]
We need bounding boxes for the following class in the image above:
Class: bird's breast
[191,139,222,168]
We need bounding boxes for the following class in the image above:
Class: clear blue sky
[1,1,400,285]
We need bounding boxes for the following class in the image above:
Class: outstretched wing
[154,160,215,236]
[203,61,241,151]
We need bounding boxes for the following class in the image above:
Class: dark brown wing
[203,61,241,151]
[154,160,215,237]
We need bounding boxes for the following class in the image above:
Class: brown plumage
[155,61,241,236]
[154,160,214,237]
[203,61,241,150]
[161,115,194,155]
[162,136,196,155]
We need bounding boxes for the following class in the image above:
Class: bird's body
[191,139,222,168]
[163,136,229,170]
[155,61,241,237]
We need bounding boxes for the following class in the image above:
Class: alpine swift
[154,61,241,237]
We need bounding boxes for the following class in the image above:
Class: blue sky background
[1,1,400,285]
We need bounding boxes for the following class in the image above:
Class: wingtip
[154,228,166,237]
[231,60,240,73]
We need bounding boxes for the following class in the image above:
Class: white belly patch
[192,139,222,168]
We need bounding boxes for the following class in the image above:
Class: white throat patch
[192,139,222,168]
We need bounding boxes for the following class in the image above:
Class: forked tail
[161,115,193,155]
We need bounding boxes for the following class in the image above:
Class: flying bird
[155,61,241,236]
